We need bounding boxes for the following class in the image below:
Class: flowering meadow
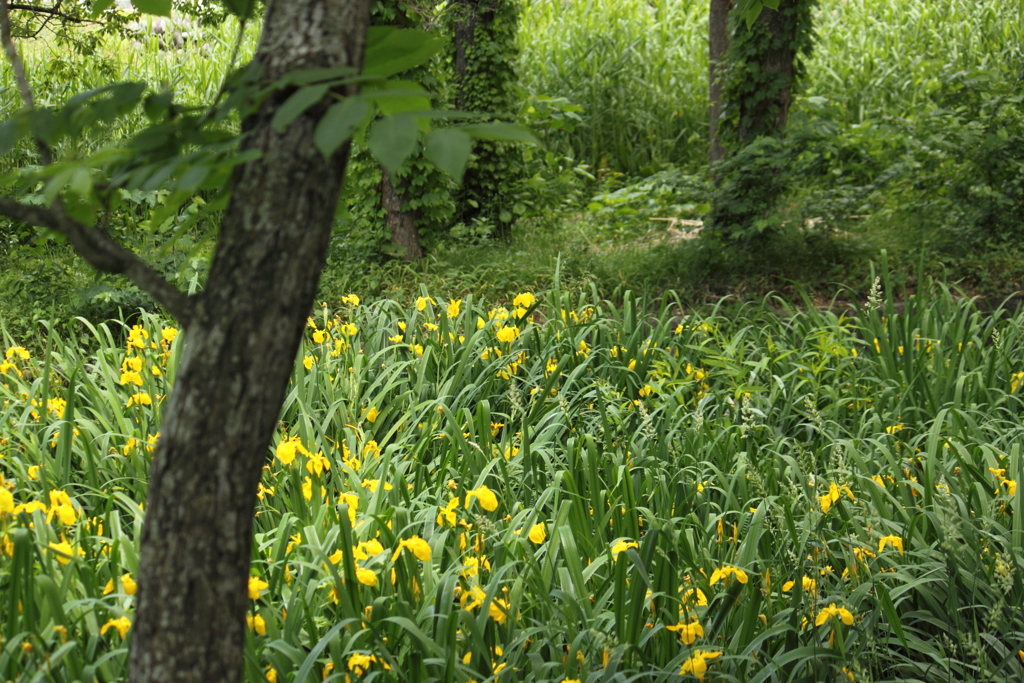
[1,274,1024,683]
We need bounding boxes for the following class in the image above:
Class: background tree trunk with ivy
[339,0,454,261]
[375,0,424,260]
[381,168,423,259]
[708,0,733,166]
[723,0,816,146]
[708,0,817,241]
[447,0,521,239]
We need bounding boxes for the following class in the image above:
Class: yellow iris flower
[667,616,704,645]
[709,565,748,585]
[814,603,854,627]
[679,649,721,680]
[392,536,432,562]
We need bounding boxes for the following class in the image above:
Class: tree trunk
[376,1,424,260]
[708,0,732,166]
[128,0,370,681]
[737,0,797,144]
[448,0,519,239]
[382,167,422,260]
[451,0,478,113]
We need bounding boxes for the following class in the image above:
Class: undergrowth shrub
[707,136,797,242]
[784,66,1024,254]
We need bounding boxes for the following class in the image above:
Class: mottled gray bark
[709,0,732,166]
[128,0,370,681]
[381,168,422,260]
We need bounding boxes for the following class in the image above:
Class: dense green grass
[807,0,1022,123]
[519,0,1022,174]
[2,266,1024,682]
[0,18,256,113]
[519,0,708,175]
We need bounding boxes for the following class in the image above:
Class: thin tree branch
[0,0,51,164]
[25,13,54,38]
[0,0,33,109]
[7,3,87,23]
[0,198,197,325]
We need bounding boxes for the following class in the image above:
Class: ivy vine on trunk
[719,0,817,148]
[708,0,733,166]
[709,0,817,242]
[445,0,522,239]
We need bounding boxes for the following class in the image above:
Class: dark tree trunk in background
[448,0,520,239]
[128,0,370,681]
[737,0,798,144]
[451,1,478,113]
[709,0,732,166]
[376,1,423,259]
[708,0,815,238]
[382,168,422,260]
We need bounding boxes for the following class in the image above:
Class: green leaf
[28,109,59,145]
[143,91,174,121]
[90,0,115,17]
[368,114,419,175]
[109,82,148,114]
[876,582,908,650]
[271,84,330,133]
[458,123,539,145]
[68,167,93,196]
[278,66,358,87]
[0,119,21,156]
[365,80,431,116]
[43,166,76,204]
[364,26,444,78]
[176,165,210,192]
[424,128,472,182]
[314,99,370,159]
[291,620,357,683]
[734,0,778,28]
[131,0,171,17]
[220,0,257,19]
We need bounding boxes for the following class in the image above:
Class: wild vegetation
[1,0,1023,681]
[2,0,1022,334]
[3,270,1024,682]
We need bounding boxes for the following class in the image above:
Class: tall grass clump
[806,0,1023,123]
[519,0,1021,176]
[519,0,709,175]
[2,261,1024,682]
